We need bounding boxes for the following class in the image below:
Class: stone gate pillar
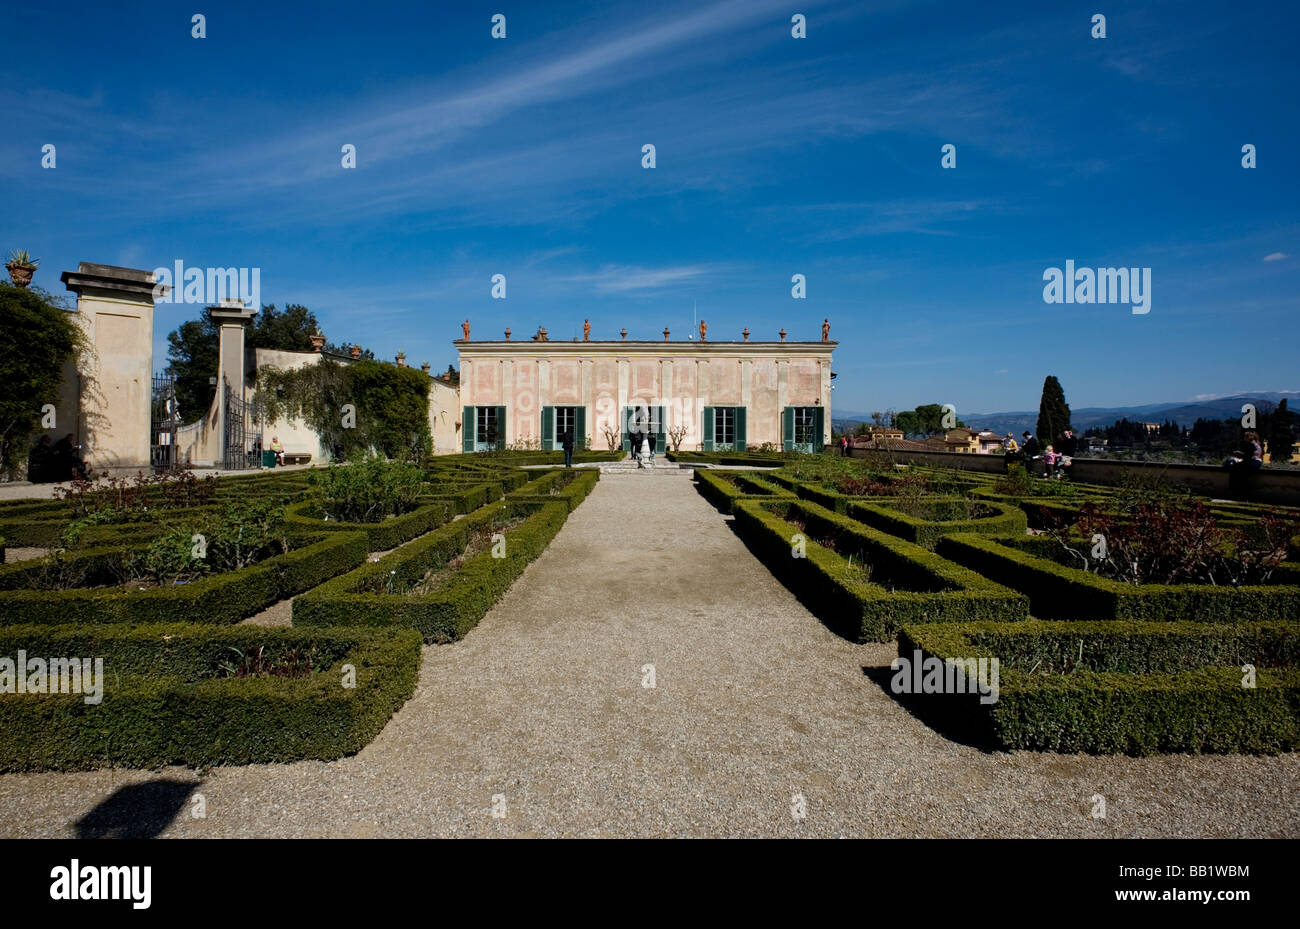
[208,301,259,466]
[60,263,166,473]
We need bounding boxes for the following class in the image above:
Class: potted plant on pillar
[5,250,38,288]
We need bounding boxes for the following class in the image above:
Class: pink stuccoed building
[455,325,836,454]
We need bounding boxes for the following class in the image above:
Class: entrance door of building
[622,404,665,456]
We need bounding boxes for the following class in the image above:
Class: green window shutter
[496,406,507,450]
[735,407,747,451]
[622,406,633,453]
[463,407,475,452]
[575,406,587,449]
[541,407,554,451]
[654,405,666,450]
[703,406,715,452]
[783,407,795,452]
[814,407,825,450]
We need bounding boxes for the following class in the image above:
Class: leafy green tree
[166,303,321,425]
[893,403,964,437]
[1036,375,1072,443]
[0,284,84,476]
[1268,398,1295,464]
[166,316,219,425]
[324,341,375,360]
[248,303,318,353]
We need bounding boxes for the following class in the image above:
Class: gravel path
[0,475,1295,837]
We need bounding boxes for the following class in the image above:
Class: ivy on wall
[0,284,85,477]
[254,359,432,462]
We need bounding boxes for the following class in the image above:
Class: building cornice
[61,262,165,300]
[456,340,836,356]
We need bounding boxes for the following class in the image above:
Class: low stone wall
[850,447,1300,506]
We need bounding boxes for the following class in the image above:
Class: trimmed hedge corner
[732,499,1027,642]
[896,620,1300,754]
[0,531,368,626]
[936,533,1300,622]
[0,623,421,771]
[845,497,1027,550]
[284,498,453,551]
[294,497,579,643]
[506,468,600,512]
[694,469,795,513]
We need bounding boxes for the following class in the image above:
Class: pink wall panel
[472,360,501,404]
[630,360,659,400]
[674,361,696,400]
[788,361,821,403]
[710,359,741,404]
[513,361,537,440]
[551,361,580,403]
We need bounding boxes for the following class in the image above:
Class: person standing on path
[561,426,575,468]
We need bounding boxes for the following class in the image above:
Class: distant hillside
[835,393,1299,436]
[963,393,1299,436]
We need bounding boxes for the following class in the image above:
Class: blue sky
[1,0,1296,415]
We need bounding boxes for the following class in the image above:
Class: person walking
[561,426,575,468]
[646,429,656,463]
[1020,431,1041,475]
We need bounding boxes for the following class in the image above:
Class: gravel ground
[0,475,1295,838]
[3,547,49,564]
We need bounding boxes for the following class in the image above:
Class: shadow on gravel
[861,665,1001,753]
[75,779,200,839]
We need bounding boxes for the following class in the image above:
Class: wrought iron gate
[223,378,252,470]
[151,374,179,471]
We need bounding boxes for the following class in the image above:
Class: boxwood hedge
[0,622,421,770]
[732,499,1028,641]
[936,533,1300,622]
[845,497,1027,550]
[294,498,577,642]
[283,498,453,551]
[506,468,600,512]
[0,531,367,626]
[896,620,1300,754]
[694,469,795,513]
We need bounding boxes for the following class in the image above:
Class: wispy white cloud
[1263,252,1287,262]
[559,263,727,294]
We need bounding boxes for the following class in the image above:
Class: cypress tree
[1036,375,1072,444]
[1268,398,1294,464]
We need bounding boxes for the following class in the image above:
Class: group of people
[26,434,89,483]
[1224,431,1264,474]
[627,428,656,463]
[1004,429,1078,478]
